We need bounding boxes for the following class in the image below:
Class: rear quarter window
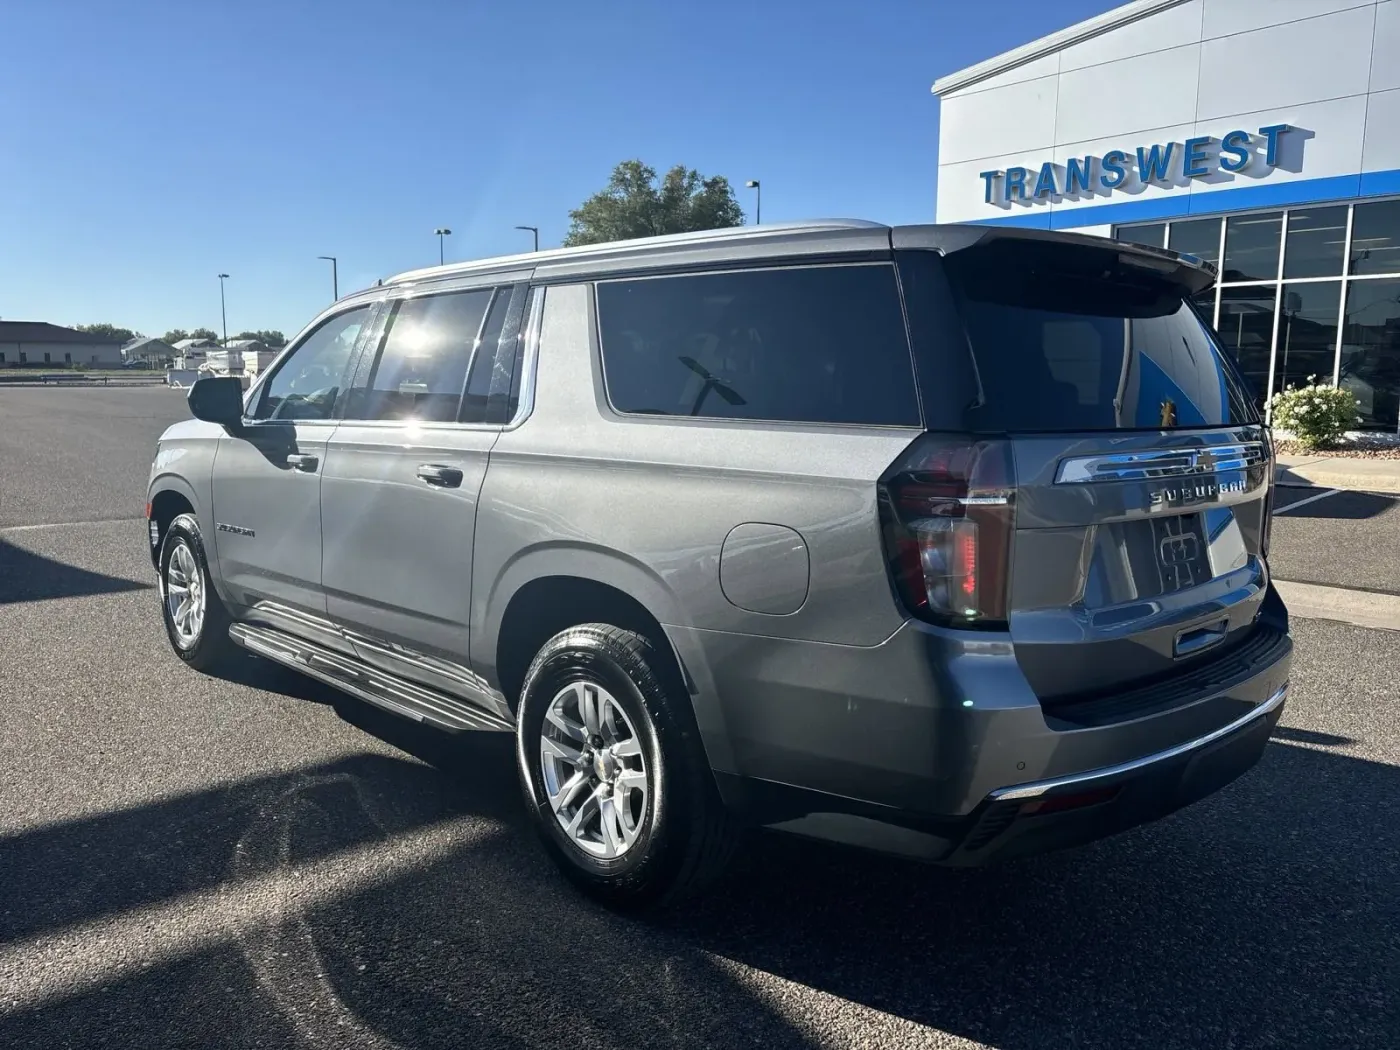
[595,263,921,427]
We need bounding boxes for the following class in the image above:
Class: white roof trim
[932,0,1191,96]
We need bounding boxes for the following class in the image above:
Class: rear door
[319,281,526,717]
[904,233,1273,705]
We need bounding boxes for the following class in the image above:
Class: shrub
[1268,376,1361,450]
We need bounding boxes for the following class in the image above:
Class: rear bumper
[671,585,1292,865]
[937,681,1286,866]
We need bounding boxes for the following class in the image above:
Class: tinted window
[1274,281,1342,398]
[597,265,919,426]
[1349,199,1400,276]
[460,287,513,423]
[254,306,371,421]
[1168,218,1220,265]
[353,290,492,422]
[1222,212,1281,283]
[1283,206,1347,279]
[1217,285,1277,412]
[947,241,1256,432]
[1340,278,1400,429]
[1115,223,1164,248]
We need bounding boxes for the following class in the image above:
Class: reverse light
[878,437,1015,628]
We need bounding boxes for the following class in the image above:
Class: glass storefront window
[1192,286,1218,326]
[1222,212,1281,283]
[1339,279,1400,429]
[1169,218,1221,266]
[1217,285,1277,411]
[1349,200,1400,276]
[1115,223,1165,248]
[1283,206,1348,279]
[1274,281,1343,398]
[1114,199,1400,429]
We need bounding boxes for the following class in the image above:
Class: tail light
[878,436,1016,628]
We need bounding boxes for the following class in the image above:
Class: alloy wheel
[165,541,206,649]
[539,680,649,859]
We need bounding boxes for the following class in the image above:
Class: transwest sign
[979,124,1296,206]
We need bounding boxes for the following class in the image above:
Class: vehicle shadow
[2,717,1395,1049]
[0,536,154,604]
[1273,488,1397,520]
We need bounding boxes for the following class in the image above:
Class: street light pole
[514,225,540,252]
[217,273,229,346]
[434,227,452,266]
[318,255,338,300]
[745,179,761,225]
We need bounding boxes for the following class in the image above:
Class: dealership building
[933,0,1400,430]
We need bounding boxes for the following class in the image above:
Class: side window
[349,289,492,422]
[253,306,371,421]
[460,286,514,423]
[595,264,921,426]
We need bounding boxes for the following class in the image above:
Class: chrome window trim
[502,285,545,431]
[1055,442,1267,484]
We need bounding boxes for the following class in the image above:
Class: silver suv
[147,221,1292,908]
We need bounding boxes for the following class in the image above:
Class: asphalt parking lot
[2,387,1398,1049]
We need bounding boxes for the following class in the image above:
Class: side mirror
[187,375,246,427]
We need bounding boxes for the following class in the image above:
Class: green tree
[234,329,288,348]
[189,327,220,343]
[74,322,139,343]
[162,329,189,344]
[563,160,745,247]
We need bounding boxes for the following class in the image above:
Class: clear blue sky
[0,0,1119,339]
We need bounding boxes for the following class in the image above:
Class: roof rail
[382,219,888,286]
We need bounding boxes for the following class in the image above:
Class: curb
[1274,579,1400,632]
[1274,464,1400,495]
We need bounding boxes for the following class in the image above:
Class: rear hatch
[884,229,1279,712]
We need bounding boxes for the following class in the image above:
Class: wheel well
[149,489,194,565]
[495,576,680,712]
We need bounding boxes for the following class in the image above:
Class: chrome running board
[228,622,514,733]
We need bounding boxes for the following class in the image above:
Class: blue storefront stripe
[967,167,1400,229]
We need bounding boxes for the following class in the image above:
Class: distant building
[0,321,125,368]
[224,337,280,375]
[171,337,219,370]
[122,336,178,367]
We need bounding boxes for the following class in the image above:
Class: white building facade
[933,0,1400,430]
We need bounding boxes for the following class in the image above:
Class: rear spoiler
[891,224,1217,297]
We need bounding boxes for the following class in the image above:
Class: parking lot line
[1273,488,1342,515]
[0,516,144,533]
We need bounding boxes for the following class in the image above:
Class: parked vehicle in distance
[147,221,1292,908]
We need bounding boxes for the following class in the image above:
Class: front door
[320,284,523,716]
[212,303,376,647]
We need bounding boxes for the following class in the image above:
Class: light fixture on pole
[745,179,761,225]
[216,273,230,346]
[434,227,452,266]
[317,255,338,300]
[514,225,540,252]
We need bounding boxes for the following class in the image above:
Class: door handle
[416,464,464,488]
[286,453,319,472]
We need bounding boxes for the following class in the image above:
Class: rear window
[596,264,921,426]
[945,241,1256,432]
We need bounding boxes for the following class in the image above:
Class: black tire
[515,624,738,910]
[159,512,239,673]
